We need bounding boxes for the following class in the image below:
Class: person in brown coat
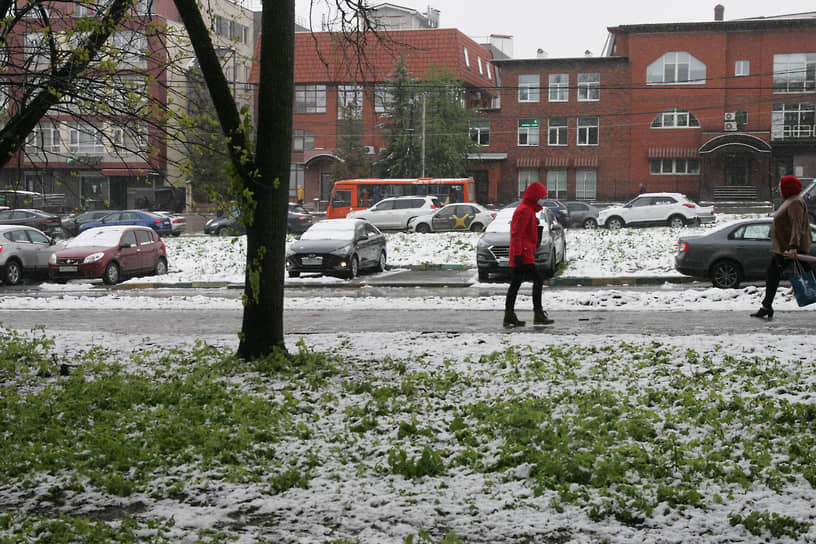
[751,174,812,319]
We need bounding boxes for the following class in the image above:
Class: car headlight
[83,252,105,263]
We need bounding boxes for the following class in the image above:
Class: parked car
[286,218,386,279]
[287,203,314,234]
[0,225,60,285]
[49,225,168,285]
[501,198,570,227]
[0,208,62,236]
[476,206,566,282]
[79,210,172,236]
[408,203,496,233]
[204,209,243,236]
[598,192,715,229]
[675,218,816,288]
[155,211,187,236]
[204,203,313,236]
[346,196,441,230]
[60,210,120,237]
[796,178,816,223]
[566,201,600,228]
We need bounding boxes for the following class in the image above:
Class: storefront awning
[516,157,540,168]
[573,156,598,167]
[101,168,153,176]
[544,156,569,168]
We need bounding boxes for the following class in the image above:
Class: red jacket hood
[522,182,547,212]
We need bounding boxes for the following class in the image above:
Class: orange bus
[326,177,476,219]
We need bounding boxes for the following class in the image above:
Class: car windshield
[300,223,355,241]
[65,228,123,248]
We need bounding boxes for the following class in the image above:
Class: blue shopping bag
[791,259,816,307]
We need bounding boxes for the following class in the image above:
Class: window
[549,74,568,102]
[577,73,600,101]
[735,60,750,77]
[69,123,104,154]
[337,85,363,120]
[577,117,598,146]
[109,122,147,153]
[651,108,700,128]
[649,159,701,174]
[111,31,147,68]
[647,52,706,84]
[546,169,567,199]
[771,102,815,140]
[0,86,8,113]
[517,118,539,146]
[295,84,326,113]
[25,32,48,67]
[486,63,492,81]
[293,130,314,151]
[773,53,816,93]
[518,168,539,196]
[374,84,394,114]
[518,74,539,102]
[290,164,304,199]
[464,47,470,68]
[469,119,490,146]
[477,57,483,76]
[548,117,567,146]
[576,169,597,199]
[26,122,61,153]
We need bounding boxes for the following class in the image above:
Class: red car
[49,225,168,284]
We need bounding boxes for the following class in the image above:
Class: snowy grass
[2,327,816,543]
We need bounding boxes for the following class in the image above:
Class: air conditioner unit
[363,146,376,154]
[724,112,736,121]
[723,121,738,132]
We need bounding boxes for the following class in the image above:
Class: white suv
[346,196,441,230]
[598,192,715,229]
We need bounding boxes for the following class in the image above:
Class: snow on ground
[5,213,816,544]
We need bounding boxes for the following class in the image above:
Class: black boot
[750,305,774,320]
[534,309,554,325]
[503,309,525,328]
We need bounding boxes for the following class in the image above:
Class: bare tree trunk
[173,0,293,358]
[238,0,294,358]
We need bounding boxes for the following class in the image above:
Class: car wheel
[103,261,120,285]
[606,216,624,229]
[346,255,359,280]
[470,222,484,232]
[375,251,387,272]
[710,259,742,289]
[583,218,598,229]
[416,223,431,234]
[154,257,168,276]
[3,260,22,285]
[668,215,686,229]
[217,226,230,236]
[477,268,489,282]
[171,232,181,237]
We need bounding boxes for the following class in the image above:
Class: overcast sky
[294,1,816,59]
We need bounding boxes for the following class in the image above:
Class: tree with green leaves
[380,59,478,179]
[331,101,372,181]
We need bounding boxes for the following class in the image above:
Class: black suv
[801,178,816,223]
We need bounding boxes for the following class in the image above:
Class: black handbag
[791,258,816,307]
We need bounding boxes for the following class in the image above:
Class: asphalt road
[0,307,807,337]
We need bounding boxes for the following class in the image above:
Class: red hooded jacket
[509,182,546,267]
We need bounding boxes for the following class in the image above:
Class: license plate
[59,265,78,272]
[302,256,322,265]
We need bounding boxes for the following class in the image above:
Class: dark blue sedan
[78,210,172,236]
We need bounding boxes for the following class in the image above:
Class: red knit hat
[780,175,802,198]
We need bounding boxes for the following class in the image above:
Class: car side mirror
[358,233,368,241]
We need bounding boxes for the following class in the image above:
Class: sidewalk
[115,267,696,290]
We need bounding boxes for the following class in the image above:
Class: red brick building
[287,28,498,206]
[475,8,816,204]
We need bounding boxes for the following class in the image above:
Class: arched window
[647,52,706,84]
[651,108,700,128]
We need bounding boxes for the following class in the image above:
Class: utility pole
[420,92,426,177]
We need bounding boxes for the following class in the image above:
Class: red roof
[250,28,497,91]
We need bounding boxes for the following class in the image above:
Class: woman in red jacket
[504,182,554,327]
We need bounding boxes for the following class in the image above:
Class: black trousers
[761,254,811,309]
[504,264,544,311]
